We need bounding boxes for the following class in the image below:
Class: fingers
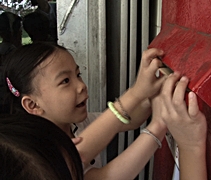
[146,57,165,83]
[158,71,207,150]
[153,75,167,93]
[160,72,189,118]
[161,70,202,122]
[141,48,164,68]
[148,58,164,75]
[188,92,199,117]
[161,72,181,102]
[172,76,189,106]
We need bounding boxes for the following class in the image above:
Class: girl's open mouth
[76,101,85,107]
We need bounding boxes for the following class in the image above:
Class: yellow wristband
[107,101,130,124]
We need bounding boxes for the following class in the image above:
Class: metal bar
[119,0,128,94]
[128,1,138,176]
[128,0,137,147]
[140,1,150,179]
[118,0,128,155]
[142,0,149,52]
[59,0,79,35]
[129,0,137,88]
[98,0,107,166]
[148,1,162,179]
[98,0,106,111]
[87,0,106,112]
[155,0,162,36]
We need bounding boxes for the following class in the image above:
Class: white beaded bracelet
[140,128,162,149]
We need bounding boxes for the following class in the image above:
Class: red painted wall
[149,0,211,179]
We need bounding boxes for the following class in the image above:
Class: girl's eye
[61,78,69,84]
[77,73,82,78]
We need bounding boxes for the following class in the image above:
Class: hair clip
[6,77,20,97]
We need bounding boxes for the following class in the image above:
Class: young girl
[1,70,206,179]
[5,43,208,180]
[4,42,167,179]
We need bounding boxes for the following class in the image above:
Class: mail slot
[149,0,211,179]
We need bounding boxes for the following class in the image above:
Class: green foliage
[22,29,32,45]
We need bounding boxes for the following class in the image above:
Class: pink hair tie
[6,77,20,97]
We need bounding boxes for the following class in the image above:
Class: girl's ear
[21,96,43,115]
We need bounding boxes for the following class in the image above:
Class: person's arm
[76,48,166,165]
[123,97,151,130]
[179,142,206,180]
[83,93,167,180]
[156,72,207,180]
[76,76,165,180]
[84,119,166,180]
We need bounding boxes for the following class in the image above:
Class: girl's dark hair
[3,42,66,113]
[0,113,83,180]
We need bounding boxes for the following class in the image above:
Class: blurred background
[0,0,56,44]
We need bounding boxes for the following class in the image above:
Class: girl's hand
[159,72,207,150]
[132,48,166,100]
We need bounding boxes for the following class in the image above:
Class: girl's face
[31,49,88,131]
